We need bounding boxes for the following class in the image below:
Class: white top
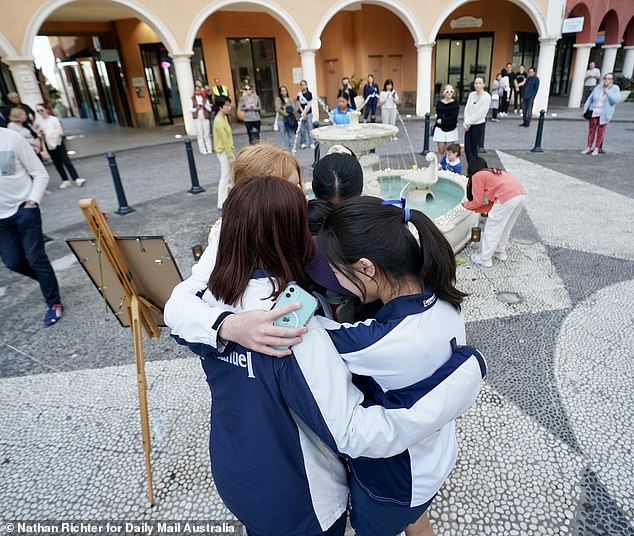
[463,91,491,128]
[190,94,212,113]
[0,128,49,218]
[379,90,400,109]
[584,67,601,87]
[34,115,64,149]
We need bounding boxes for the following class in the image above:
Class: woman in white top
[499,68,511,116]
[33,103,86,189]
[379,79,400,137]
[7,108,41,155]
[462,76,491,170]
[190,85,213,155]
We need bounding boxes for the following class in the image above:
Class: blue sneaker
[44,303,63,326]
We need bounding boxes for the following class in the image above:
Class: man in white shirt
[0,127,63,326]
[583,62,601,104]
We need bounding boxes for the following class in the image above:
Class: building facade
[0,0,631,134]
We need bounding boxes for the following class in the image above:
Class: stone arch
[623,16,634,47]
[567,2,593,43]
[0,31,18,58]
[22,0,181,57]
[597,9,620,45]
[185,0,308,52]
[429,0,548,42]
[311,0,425,49]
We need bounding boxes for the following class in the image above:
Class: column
[567,43,594,108]
[415,43,434,117]
[6,58,44,110]
[299,48,320,121]
[533,37,558,115]
[171,53,196,135]
[622,46,634,79]
[601,44,621,76]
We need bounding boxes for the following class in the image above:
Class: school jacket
[165,276,486,534]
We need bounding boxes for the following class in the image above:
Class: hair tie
[381,197,410,224]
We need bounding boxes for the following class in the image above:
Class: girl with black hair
[275,86,297,150]
[379,79,400,129]
[463,76,491,166]
[463,157,526,267]
[316,196,477,536]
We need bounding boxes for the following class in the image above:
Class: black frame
[436,32,495,104]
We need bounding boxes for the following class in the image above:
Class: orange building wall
[195,11,300,100]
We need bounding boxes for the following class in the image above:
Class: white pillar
[299,48,320,121]
[416,43,434,116]
[6,58,44,110]
[533,37,558,115]
[171,53,196,135]
[567,43,594,108]
[601,44,621,76]
[622,46,634,79]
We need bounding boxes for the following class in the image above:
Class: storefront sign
[450,16,483,29]
[562,17,584,33]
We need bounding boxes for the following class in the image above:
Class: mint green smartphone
[271,282,319,350]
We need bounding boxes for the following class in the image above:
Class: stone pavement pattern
[1,113,634,535]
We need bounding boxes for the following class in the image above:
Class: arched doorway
[430,0,543,104]
[313,2,422,113]
[186,1,307,116]
[26,0,182,128]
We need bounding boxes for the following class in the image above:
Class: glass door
[140,44,182,126]
[227,37,279,115]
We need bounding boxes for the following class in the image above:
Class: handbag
[583,109,593,120]
[273,111,279,132]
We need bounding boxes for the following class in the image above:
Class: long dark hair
[209,176,314,305]
[312,153,363,203]
[319,196,466,309]
[383,79,394,91]
[466,157,502,201]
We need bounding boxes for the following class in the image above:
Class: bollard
[420,113,431,155]
[530,110,546,153]
[106,152,134,215]
[478,122,487,154]
[184,138,205,194]
[312,141,320,168]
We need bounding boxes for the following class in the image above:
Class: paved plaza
[1,112,633,535]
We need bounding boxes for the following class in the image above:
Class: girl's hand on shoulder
[218,302,308,357]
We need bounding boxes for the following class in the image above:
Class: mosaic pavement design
[1,151,633,535]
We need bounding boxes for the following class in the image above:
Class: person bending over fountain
[463,157,526,268]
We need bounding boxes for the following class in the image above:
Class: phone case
[271,282,319,350]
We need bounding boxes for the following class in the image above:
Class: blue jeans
[278,119,293,150]
[300,112,314,145]
[364,100,378,122]
[0,204,60,306]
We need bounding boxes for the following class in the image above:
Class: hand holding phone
[271,282,319,350]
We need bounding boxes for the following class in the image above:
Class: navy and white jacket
[165,270,486,535]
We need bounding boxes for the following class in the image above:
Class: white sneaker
[310,143,315,149]
[471,253,493,268]
[300,144,307,149]
[59,181,72,189]
[74,178,87,187]
[493,251,508,261]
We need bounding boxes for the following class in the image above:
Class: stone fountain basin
[312,123,399,156]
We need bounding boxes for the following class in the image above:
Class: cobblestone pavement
[1,119,633,535]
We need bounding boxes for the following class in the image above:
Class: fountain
[309,110,478,252]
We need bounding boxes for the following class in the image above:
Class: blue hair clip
[381,197,410,224]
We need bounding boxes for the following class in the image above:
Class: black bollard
[420,113,431,155]
[312,141,320,168]
[531,110,546,153]
[478,122,487,154]
[184,138,205,194]
[106,152,134,215]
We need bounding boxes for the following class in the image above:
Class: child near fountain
[439,143,462,175]
[330,93,353,125]
[462,157,526,268]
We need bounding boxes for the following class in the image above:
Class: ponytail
[319,196,466,309]
[408,209,466,309]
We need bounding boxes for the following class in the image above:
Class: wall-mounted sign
[562,17,584,33]
[99,49,120,62]
[292,67,302,84]
[131,77,146,88]
[450,16,483,29]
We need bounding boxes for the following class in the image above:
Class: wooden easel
[79,199,159,504]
